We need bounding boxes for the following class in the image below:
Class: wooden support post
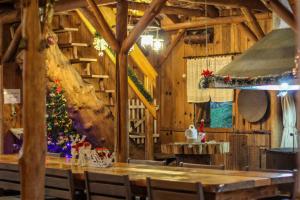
[0,24,3,63]
[2,24,22,64]
[0,25,3,153]
[145,110,154,160]
[262,0,297,31]
[158,29,185,66]
[116,0,129,162]
[238,22,259,42]
[19,0,46,199]
[85,0,120,52]
[0,10,19,24]
[241,7,265,39]
[121,0,167,53]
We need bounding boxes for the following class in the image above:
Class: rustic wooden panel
[3,63,22,154]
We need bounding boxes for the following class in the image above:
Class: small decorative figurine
[198,119,206,143]
[185,124,198,143]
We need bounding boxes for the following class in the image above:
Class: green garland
[128,67,154,103]
[94,33,154,103]
[199,70,294,89]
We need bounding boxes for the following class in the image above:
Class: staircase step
[70,58,97,64]
[105,90,115,93]
[54,12,72,16]
[105,104,115,107]
[81,74,109,79]
[59,43,89,48]
[53,27,79,33]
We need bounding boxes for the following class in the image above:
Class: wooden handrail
[76,9,157,118]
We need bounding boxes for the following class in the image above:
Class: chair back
[254,169,297,200]
[85,172,132,200]
[179,162,225,170]
[128,159,166,166]
[147,178,204,200]
[45,168,74,200]
[0,163,20,191]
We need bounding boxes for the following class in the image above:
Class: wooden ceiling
[0,0,297,34]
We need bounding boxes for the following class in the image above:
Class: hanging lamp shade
[206,28,300,90]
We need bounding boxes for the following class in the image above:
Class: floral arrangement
[71,136,114,168]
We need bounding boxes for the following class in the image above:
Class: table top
[161,141,230,155]
[0,154,293,193]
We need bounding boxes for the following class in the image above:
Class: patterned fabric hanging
[187,55,234,103]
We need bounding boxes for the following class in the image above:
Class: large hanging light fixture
[140,34,154,47]
[153,29,164,51]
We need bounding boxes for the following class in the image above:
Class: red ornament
[198,119,205,133]
[224,75,232,83]
[201,69,213,78]
[56,86,62,94]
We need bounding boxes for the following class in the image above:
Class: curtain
[187,56,234,103]
[280,94,298,148]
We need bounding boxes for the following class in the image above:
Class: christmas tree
[47,80,80,157]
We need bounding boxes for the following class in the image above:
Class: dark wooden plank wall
[158,17,277,169]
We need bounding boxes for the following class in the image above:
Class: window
[195,102,233,128]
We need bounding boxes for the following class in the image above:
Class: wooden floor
[0,154,294,200]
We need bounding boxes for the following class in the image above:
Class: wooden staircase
[54,12,115,107]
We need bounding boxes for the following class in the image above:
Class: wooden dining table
[0,154,294,200]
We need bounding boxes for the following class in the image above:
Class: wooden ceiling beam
[261,0,296,31]
[121,0,167,53]
[241,7,265,39]
[184,0,268,11]
[1,23,21,64]
[0,10,19,23]
[85,0,120,52]
[159,29,185,66]
[55,0,213,17]
[288,0,296,14]
[238,22,258,42]
[125,1,208,17]
[162,13,271,31]
[54,0,115,12]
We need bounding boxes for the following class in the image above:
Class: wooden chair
[128,159,167,166]
[0,164,74,200]
[179,162,225,170]
[45,168,75,199]
[147,178,205,200]
[0,163,20,197]
[256,169,297,200]
[84,172,132,200]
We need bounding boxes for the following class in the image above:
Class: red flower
[54,79,60,84]
[224,75,232,83]
[56,86,62,93]
[201,69,213,78]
